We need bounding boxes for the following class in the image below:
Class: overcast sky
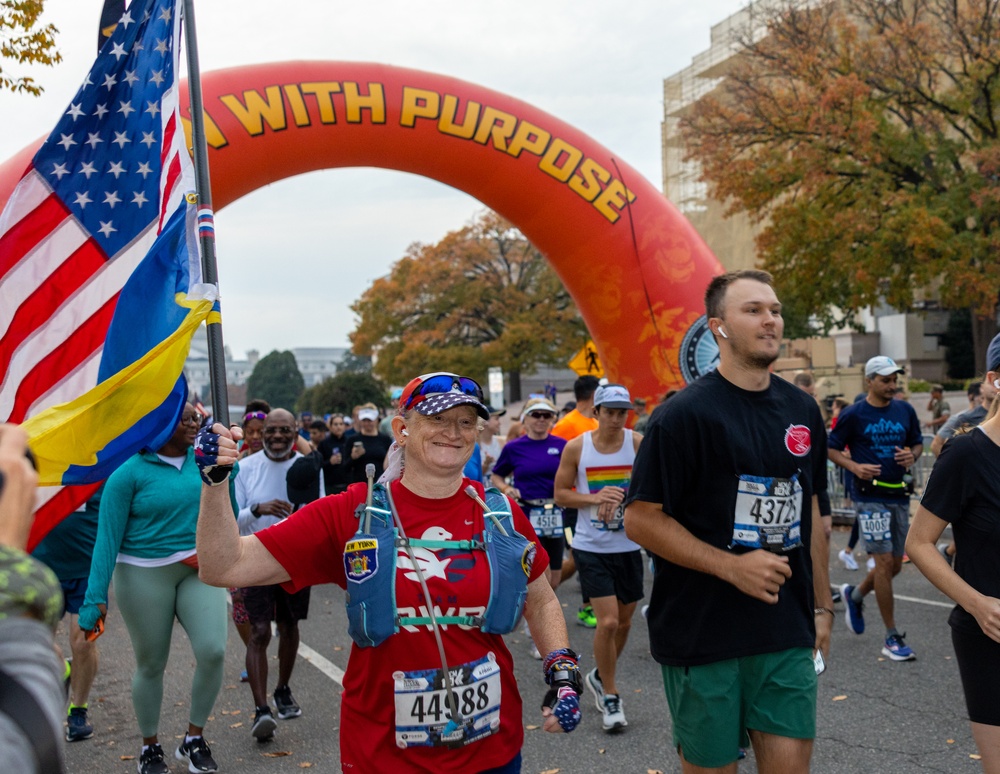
[0,0,747,359]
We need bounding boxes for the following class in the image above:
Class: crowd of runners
[2,269,998,773]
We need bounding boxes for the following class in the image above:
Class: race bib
[393,653,502,748]
[857,510,892,543]
[528,503,564,538]
[591,502,625,532]
[732,473,803,553]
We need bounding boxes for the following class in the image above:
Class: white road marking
[895,594,954,609]
[298,641,346,686]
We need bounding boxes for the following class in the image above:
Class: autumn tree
[298,372,387,415]
[1,1,60,95]
[246,350,305,410]
[350,211,586,397]
[680,0,1000,366]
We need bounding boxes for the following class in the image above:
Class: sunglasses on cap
[398,372,485,413]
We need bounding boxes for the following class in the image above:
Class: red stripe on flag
[159,153,181,227]
[0,194,71,281]
[26,482,101,553]
[0,239,106,380]
[8,293,119,423]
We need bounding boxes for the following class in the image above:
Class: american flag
[0,0,193,539]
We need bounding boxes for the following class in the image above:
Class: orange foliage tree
[681,0,1000,362]
[350,211,586,395]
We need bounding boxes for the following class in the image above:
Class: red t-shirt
[257,479,549,774]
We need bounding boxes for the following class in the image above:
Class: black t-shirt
[318,434,352,494]
[348,432,394,483]
[627,370,828,667]
[918,429,1000,634]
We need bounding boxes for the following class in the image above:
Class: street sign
[568,340,604,377]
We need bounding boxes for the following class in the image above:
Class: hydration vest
[344,483,534,648]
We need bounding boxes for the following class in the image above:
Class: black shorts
[243,584,311,625]
[538,535,564,571]
[572,548,644,605]
[952,625,1000,725]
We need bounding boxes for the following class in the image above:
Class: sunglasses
[527,412,555,420]
[399,372,485,412]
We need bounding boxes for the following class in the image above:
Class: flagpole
[181,0,229,426]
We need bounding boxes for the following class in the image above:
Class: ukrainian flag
[22,200,218,486]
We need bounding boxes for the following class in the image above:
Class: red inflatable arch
[0,61,723,401]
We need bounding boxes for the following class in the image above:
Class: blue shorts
[60,577,89,616]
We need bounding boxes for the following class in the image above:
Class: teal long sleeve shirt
[81,448,237,617]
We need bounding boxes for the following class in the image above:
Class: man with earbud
[624,269,833,773]
[829,355,923,661]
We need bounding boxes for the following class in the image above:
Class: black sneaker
[251,707,277,742]
[137,743,170,774]
[65,705,93,742]
[274,685,302,720]
[175,735,219,773]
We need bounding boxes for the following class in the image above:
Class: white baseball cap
[593,383,634,409]
[865,356,904,378]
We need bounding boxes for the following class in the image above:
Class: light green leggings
[113,561,228,737]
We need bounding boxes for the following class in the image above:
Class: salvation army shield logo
[784,424,811,457]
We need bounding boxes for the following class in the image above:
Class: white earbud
[718,327,728,339]
[401,429,409,436]
[994,379,1000,389]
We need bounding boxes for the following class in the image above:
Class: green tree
[246,350,305,409]
[350,210,587,395]
[680,0,1000,364]
[298,372,387,415]
[2,1,61,95]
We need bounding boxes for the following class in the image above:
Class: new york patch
[344,538,379,583]
[784,424,811,457]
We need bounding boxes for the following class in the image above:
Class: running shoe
[641,604,649,619]
[585,667,604,711]
[240,669,249,682]
[838,549,858,571]
[866,556,875,571]
[251,706,277,741]
[841,584,864,634]
[830,586,842,604]
[576,605,597,628]
[529,641,542,660]
[66,705,93,742]
[600,693,627,732]
[274,685,302,720]
[938,543,954,567]
[175,735,219,773]
[882,633,916,662]
[137,743,170,774]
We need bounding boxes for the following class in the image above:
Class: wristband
[814,607,835,617]
[251,503,260,517]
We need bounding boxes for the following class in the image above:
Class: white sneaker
[585,668,604,710]
[529,641,541,660]
[600,693,627,732]
[641,604,649,619]
[838,549,858,571]
[867,556,876,571]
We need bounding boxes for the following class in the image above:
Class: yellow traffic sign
[568,340,604,377]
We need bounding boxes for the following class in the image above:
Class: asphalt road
[61,525,979,773]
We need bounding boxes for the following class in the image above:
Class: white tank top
[572,429,640,554]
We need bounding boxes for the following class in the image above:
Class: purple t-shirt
[492,434,567,500]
